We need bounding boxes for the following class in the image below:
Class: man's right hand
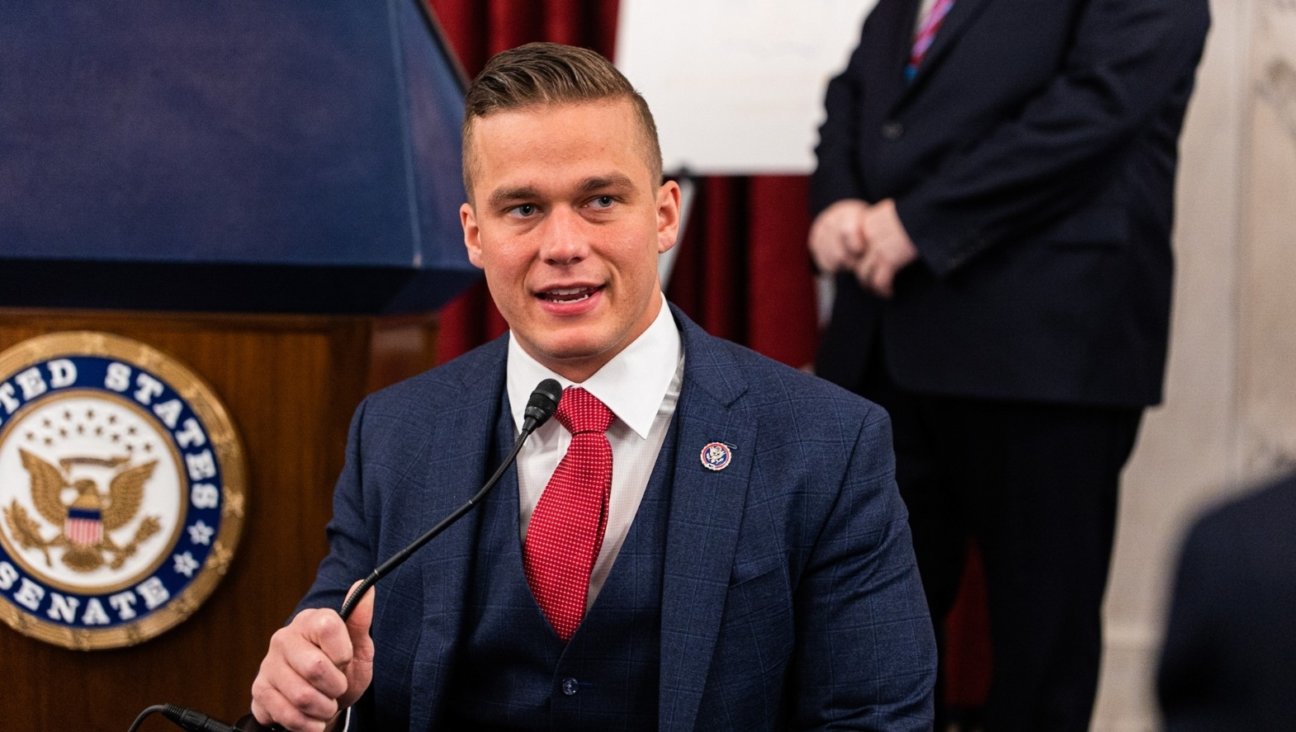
[808,198,871,274]
[249,583,375,732]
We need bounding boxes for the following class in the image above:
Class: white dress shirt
[506,297,682,608]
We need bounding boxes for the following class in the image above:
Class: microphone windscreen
[523,378,562,431]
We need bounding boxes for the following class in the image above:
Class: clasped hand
[808,198,918,298]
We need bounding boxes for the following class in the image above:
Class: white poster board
[615,0,878,175]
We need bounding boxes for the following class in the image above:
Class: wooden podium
[0,1,473,728]
[0,310,443,729]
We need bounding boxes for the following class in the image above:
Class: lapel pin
[700,442,733,472]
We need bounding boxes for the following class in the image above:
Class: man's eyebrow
[485,174,637,208]
[486,185,540,208]
[578,174,635,193]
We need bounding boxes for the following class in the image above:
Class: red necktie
[523,387,614,641]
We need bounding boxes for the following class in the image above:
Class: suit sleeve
[295,397,379,616]
[789,405,937,730]
[897,0,1211,274]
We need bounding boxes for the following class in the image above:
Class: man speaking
[248,42,935,731]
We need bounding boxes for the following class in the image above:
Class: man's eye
[509,203,538,217]
[590,195,615,209]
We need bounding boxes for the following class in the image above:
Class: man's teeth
[545,288,592,302]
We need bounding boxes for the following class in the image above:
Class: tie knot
[556,387,614,435]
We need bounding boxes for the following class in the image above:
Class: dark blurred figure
[1157,471,1296,730]
[807,0,1211,729]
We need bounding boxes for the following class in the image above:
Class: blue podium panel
[0,0,477,313]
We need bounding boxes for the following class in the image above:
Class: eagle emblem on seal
[3,448,161,573]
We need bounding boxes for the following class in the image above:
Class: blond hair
[461,42,662,199]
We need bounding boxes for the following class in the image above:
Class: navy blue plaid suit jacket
[297,305,935,730]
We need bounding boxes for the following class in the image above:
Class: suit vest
[441,401,679,730]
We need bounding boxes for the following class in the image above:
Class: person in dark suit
[1157,471,1296,730]
[807,0,1210,729]
[248,42,936,731]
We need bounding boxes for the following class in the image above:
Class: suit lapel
[875,0,922,113]
[902,0,991,91]
[407,337,510,732]
[658,310,755,732]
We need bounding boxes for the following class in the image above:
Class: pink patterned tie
[907,0,956,80]
[523,387,614,641]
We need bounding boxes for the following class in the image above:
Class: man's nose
[538,208,590,265]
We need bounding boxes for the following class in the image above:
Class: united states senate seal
[0,332,246,650]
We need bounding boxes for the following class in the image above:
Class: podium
[0,2,474,728]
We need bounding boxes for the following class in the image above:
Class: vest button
[881,121,904,140]
[561,677,580,696]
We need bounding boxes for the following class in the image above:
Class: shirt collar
[507,298,681,439]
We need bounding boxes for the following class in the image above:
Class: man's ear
[656,180,682,254]
[461,202,484,268]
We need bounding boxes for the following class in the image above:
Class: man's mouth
[539,286,600,303]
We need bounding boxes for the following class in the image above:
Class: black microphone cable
[134,378,562,732]
[128,703,237,732]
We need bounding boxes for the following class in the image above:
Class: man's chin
[527,338,619,380]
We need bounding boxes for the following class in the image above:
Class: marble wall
[1093,0,1296,728]
[1241,1,1296,476]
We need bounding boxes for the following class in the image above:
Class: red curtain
[426,0,819,371]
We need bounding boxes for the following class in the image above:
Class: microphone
[141,379,563,732]
[522,377,562,433]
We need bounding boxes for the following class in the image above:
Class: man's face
[460,99,680,382]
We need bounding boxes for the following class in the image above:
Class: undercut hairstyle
[461,42,663,200]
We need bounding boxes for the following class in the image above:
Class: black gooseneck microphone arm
[336,376,561,620]
[132,378,563,732]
